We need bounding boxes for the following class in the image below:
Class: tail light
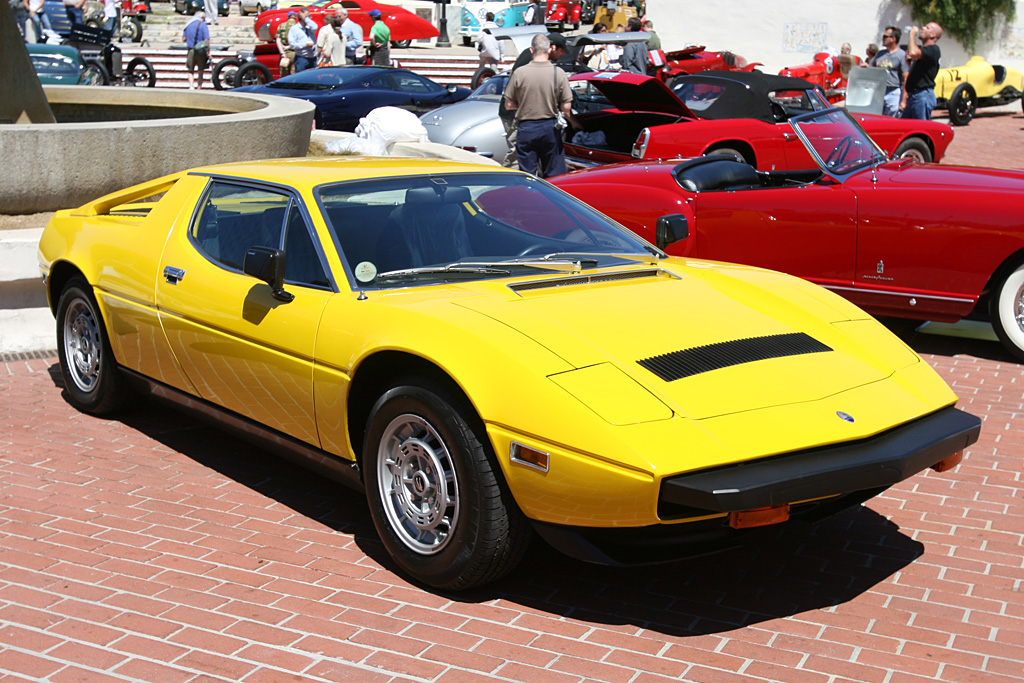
[632,128,650,158]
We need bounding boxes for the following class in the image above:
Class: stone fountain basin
[2,86,315,214]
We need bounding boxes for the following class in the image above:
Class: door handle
[783,133,798,140]
[164,266,185,284]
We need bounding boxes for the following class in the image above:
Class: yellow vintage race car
[38,157,980,590]
[935,55,1024,125]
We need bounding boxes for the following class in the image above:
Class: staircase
[120,4,498,88]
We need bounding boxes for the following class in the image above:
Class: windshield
[317,173,655,289]
[269,67,366,89]
[791,108,887,176]
[470,74,508,99]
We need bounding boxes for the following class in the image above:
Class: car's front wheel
[235,60,272,87]
[212,57,241,90]
[991,262,1024,362]
[948,83,977,126]
[57,278,132,415]
[893,137,932,163]
[363,378,529,590]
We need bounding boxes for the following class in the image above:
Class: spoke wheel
[364,378,529,590]
[125,57,157,87]
[948,83,976,126]
[56,278,132,415]
[212,57,241,90]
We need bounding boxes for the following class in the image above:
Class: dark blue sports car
[235,66,472,132]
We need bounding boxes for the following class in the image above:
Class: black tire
[212,57,242,90]
[990,262,1024,362]
[391,39,411,49]
[948,83,977,126]
[125,57,157,87]
[704,145,752,165]
[83,58,110,85]
[363,378,530,590]
[470,65,497,90]
[124,16,143,42]
[235,60,272,87]
[893,137,932,163]
[56,278,132,415]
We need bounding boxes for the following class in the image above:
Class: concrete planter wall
[1,87,314,214]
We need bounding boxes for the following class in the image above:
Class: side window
[394,72,440,93]
[192,183,289,271]
[371,73,396,90]
[283,204,330,288]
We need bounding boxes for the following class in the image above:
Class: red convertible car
[552,107,1024,361]
[254,0,438,48]
[564,70,952,171]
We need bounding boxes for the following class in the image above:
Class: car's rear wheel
[471,65,497,89]
[363,378,529,590]
[57,278,132,415]
[893,137,931,163]
[948,83,977,126]
[991,263,1024,362]
[704,145,752,165]
[235,60,272,87]
[125,57,157,87]
[391,39,411,49]
[83,58,110,85]
[212,57,241,90]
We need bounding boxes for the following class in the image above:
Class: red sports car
[551,107,1024,361]
[564,70,952,172]
[779,51,860,104]
[254,0,438,48]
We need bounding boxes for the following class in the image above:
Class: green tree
[905,0,1016,52]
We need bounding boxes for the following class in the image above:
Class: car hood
[569,71,696,117]
[420,98,502,136]
[455,262,914,421]
[885,162,1024,189]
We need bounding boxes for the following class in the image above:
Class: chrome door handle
[783,133,797,140]
[164,266,185,284]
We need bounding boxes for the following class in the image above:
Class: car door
[687,182,858,289]
[156,179,335,446]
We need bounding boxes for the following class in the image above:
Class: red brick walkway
[2,113,1024,682]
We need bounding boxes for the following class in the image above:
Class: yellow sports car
[38,157,980,590]
[935,55,1024,125]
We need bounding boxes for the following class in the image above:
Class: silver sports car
[420,74,510,160]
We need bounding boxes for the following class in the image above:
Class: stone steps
[117,46,508,88]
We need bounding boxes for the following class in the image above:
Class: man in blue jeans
[901,22,943,119]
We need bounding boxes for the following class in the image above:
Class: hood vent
[510,268,663,293]
[638,332,832,381]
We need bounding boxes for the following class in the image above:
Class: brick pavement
[2,113,1024,682]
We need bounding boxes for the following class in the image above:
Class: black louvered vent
[638,332,832,382]
[510,269,662,292]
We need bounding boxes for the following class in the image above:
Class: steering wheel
[825,135,854,168]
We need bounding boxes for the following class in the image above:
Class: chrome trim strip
[825,285,974,304]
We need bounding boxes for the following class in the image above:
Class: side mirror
[243,246,294,302]
[655,214,689,250]
[447,84,458,94]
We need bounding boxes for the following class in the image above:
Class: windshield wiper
[375,264,512,281]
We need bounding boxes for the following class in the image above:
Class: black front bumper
[533,406,981,566]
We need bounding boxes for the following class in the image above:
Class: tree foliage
[905,0,1016,52]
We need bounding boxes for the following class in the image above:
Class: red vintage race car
[779,51,860,104]
[551,106,1024,361]
[545,0,583,31]
[650,45,759,82]
[564,70,952,172]
[254,0,438,48]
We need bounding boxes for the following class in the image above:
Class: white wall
[645,0,1024,74]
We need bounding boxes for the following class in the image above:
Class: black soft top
[668,71,817,124]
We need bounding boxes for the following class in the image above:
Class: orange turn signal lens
[510,442,550,472]
[729,504,790,529]
[930,450,964,473]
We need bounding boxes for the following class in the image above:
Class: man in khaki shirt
[503,33,579,178]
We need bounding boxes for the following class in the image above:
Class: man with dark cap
[504,32,579,178]
[368,8,390,66]
[276,10,298,76]
[498,32,567,168]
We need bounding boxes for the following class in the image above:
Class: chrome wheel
[991,263,1024,361]
[377,413,460,555]
[62,297,102,394]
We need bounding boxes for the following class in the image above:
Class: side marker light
[930,450,964,473]
[729,504,790,529]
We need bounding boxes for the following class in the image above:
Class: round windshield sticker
[355,261,377,283]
